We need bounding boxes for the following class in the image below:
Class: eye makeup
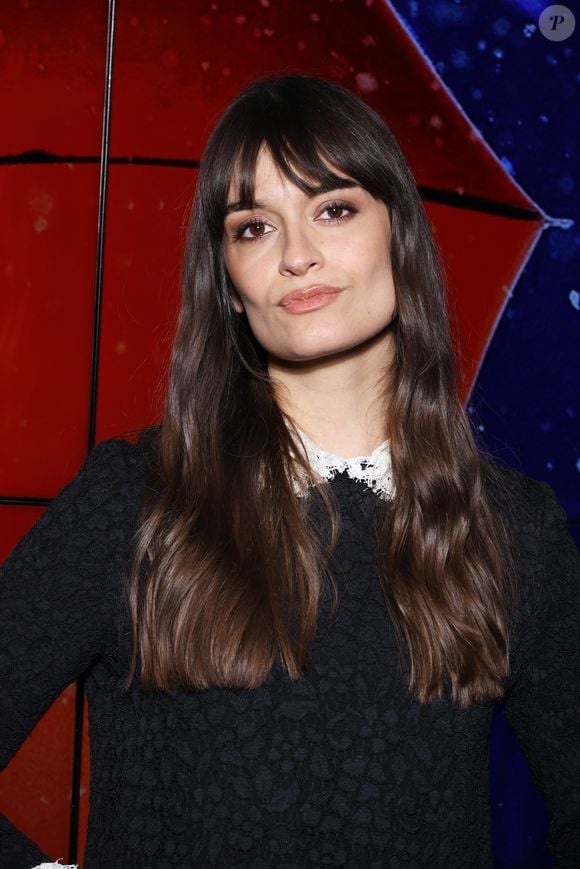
[231,193,359,244]
[316,200,359,223]
[232,218,274,243]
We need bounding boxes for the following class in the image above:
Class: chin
[273,341,358,364]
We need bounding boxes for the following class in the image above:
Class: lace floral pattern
[290,427,395,502]
[31,863,77,869]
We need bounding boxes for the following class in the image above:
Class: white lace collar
[290,427,395,502]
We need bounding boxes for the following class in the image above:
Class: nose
[278,222,323,277]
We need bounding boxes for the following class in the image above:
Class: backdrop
[0,1,577,865]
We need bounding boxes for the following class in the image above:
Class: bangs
[230,130,358,212]
[205,75,397,232]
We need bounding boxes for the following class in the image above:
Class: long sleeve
[0,438,138,867]
[503,480,580,866]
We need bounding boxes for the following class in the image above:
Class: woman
[2,75,579,868]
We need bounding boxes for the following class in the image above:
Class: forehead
[232,149,287,195]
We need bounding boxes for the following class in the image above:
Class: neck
[268,331,393,459]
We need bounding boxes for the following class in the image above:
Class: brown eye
[318,202,356,222]
[235,219,274,242]
[248,221,267,237]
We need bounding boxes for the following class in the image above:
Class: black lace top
[1,435,579,868]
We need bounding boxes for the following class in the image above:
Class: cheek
[223,253,250,314]
[363,228,392,279]
[329,219,390,267]
[223,249,239,285]
[226,248,277,307]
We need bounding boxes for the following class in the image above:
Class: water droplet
[162,50,180,68]
[560,176,575,194]
[451,49,470,69]
[548,228,577,263]
[493,18,511,37]
[355,72,378,93]
[500,156,515,175]
[569,289,580,310]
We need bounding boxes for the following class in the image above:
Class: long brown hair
[127,75,516,707]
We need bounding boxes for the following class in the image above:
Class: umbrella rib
[0,150,200,169]
[420,185,540,221]
[1,150,540,221]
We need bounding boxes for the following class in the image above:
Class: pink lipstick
[278,285,343,314]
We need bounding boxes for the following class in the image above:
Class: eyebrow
[225,179,359,216]
[225,199,268,216]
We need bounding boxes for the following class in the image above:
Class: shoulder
[73,426,157,486]
[484,460,579,640]
[481,460,567,551]
[483,460,550,519]
[81,426,156,474]
[481,461,580,613]
[42,427,159,537]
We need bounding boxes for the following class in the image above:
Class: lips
[278,285,342,307]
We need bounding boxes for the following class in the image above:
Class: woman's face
[223,148,397,365]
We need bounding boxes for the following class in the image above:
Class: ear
[229,287,245,314]
[224,268,245,314]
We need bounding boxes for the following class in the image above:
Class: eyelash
[232,200,358,243]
